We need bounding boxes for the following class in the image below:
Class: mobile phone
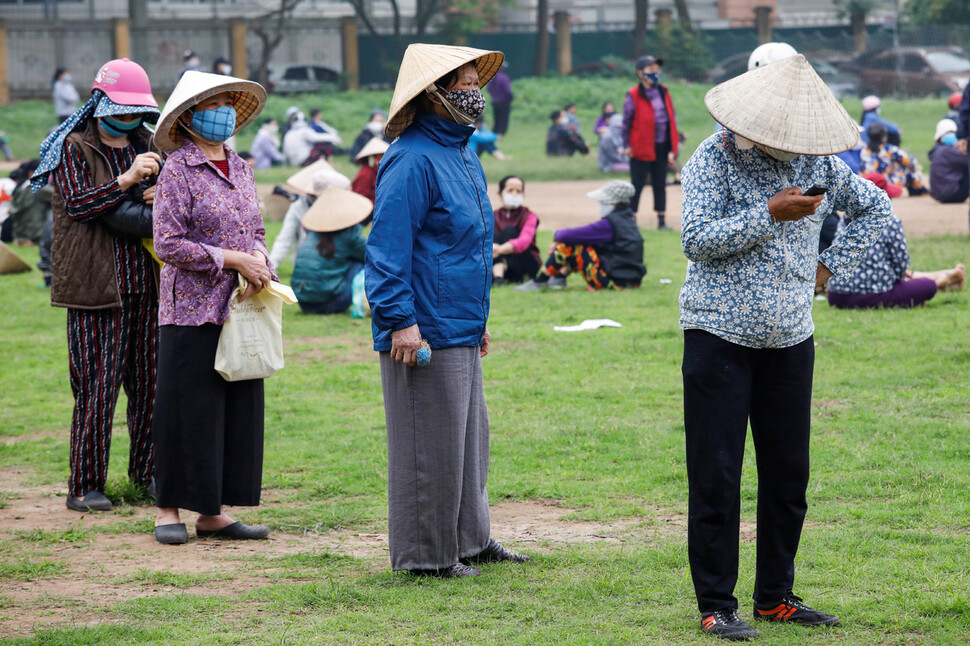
[803,185,828,197]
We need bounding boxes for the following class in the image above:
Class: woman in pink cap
[31,58,163,513]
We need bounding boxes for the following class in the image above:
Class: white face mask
[501,193,523,209]
[367,121,385,134]
[599,203,614,217]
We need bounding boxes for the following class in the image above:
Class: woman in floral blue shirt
[679,56,891,641]
[827,172,965,308]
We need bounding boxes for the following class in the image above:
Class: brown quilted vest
[50,121,155,310]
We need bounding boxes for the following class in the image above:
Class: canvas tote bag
[215,275,298,381]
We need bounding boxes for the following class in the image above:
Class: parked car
[703,52,859,99]
[256,64,341,94]
[839,47,970,97]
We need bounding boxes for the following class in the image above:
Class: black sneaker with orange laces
[700,608,758,641]
[754,594,840,626]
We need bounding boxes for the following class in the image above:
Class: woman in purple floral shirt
[150,71,274,545]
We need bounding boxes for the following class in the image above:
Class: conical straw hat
[286,158,335,195]
[301,187,373,233]
[154,71,266,152]
[0,241,31,274]
[704,55,859,155]
[355,136,390,162]
[385,44,504,139]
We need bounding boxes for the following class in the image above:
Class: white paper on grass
[553,319,623,332]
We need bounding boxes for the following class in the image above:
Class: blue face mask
[942,133,957,146]
[100,115,142,137]
[642,71,661,85]
[190,106,237,142]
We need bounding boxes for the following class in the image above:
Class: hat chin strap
[426,86,475,126]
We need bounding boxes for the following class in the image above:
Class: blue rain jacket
[366,111,493,351]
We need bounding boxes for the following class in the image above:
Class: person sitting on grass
[351,136,388,205]
[827,172,964,309]
[546,109,589,157]
[491,174,540,286]
[927,118,969,204]
[597,114,630,173]
[470,117,507,160]
[594,101,617,138]
[292,187,370,315]
[268,165,350,269]
[861,122,926,196]
[516,179,645,292]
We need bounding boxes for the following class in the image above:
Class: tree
[252,0,306,87]
[904,0,970,24]
[833,0,878,52]
[672,0,694,32]
[634,0,649,58]
[534,0,549,77]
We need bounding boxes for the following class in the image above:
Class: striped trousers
[66,292,157,496]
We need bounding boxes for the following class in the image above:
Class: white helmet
[747,42,798,71]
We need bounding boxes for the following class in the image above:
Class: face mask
[599,203,614,217]
[218,64,232,75]
[643,71,661,85]
[558,116,570,127]
[942,133,957,146]
[501,193,523,209]
[187,59,201,71]
[190,106,237,142]
[433,87,487,125]
[100,116,142,137]
[367,121,385,135]
[63,75,72,83]
[760,145,799,162]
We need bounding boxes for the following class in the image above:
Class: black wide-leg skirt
[153,324,265,516]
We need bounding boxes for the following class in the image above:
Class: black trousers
[630,140,671,215]
[153,324,264,516]
[682,329,814,613]
[492,101,512,136]
[495,225,540,283]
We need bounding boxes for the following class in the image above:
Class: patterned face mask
[434,87,487,125]
[190,106,237,142]
[761,145,799,162]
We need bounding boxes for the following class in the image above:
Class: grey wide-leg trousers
[379,347,491,571]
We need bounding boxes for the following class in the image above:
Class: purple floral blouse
[153,139,276,326]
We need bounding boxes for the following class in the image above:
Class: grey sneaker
[514,279,545,292]
[547,275,567,289]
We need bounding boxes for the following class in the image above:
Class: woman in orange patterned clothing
[861,122,926,195]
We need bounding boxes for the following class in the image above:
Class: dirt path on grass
[259,181,969,237]
[0,467,684,639]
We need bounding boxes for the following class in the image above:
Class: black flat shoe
[66,490,112,512]
[154,523,188,545]
[461,538,529,564]
[196,521,270,540]
[409,563,482,578]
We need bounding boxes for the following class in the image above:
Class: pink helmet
[861,95,881,112]
[92,59,157,108]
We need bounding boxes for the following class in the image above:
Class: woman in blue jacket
[365,44,528,578]
[291,187,370,314]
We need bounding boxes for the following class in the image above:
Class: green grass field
[1,77,968,644]
[1,221,968,643]
[0,76,951,184]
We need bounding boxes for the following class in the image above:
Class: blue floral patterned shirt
[679,131,892,349]
[827,215,908,294]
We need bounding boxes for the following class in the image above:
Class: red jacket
[627,85,678,162]
[352,163,377,203]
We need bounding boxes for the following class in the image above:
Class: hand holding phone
[803,185,828,197]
